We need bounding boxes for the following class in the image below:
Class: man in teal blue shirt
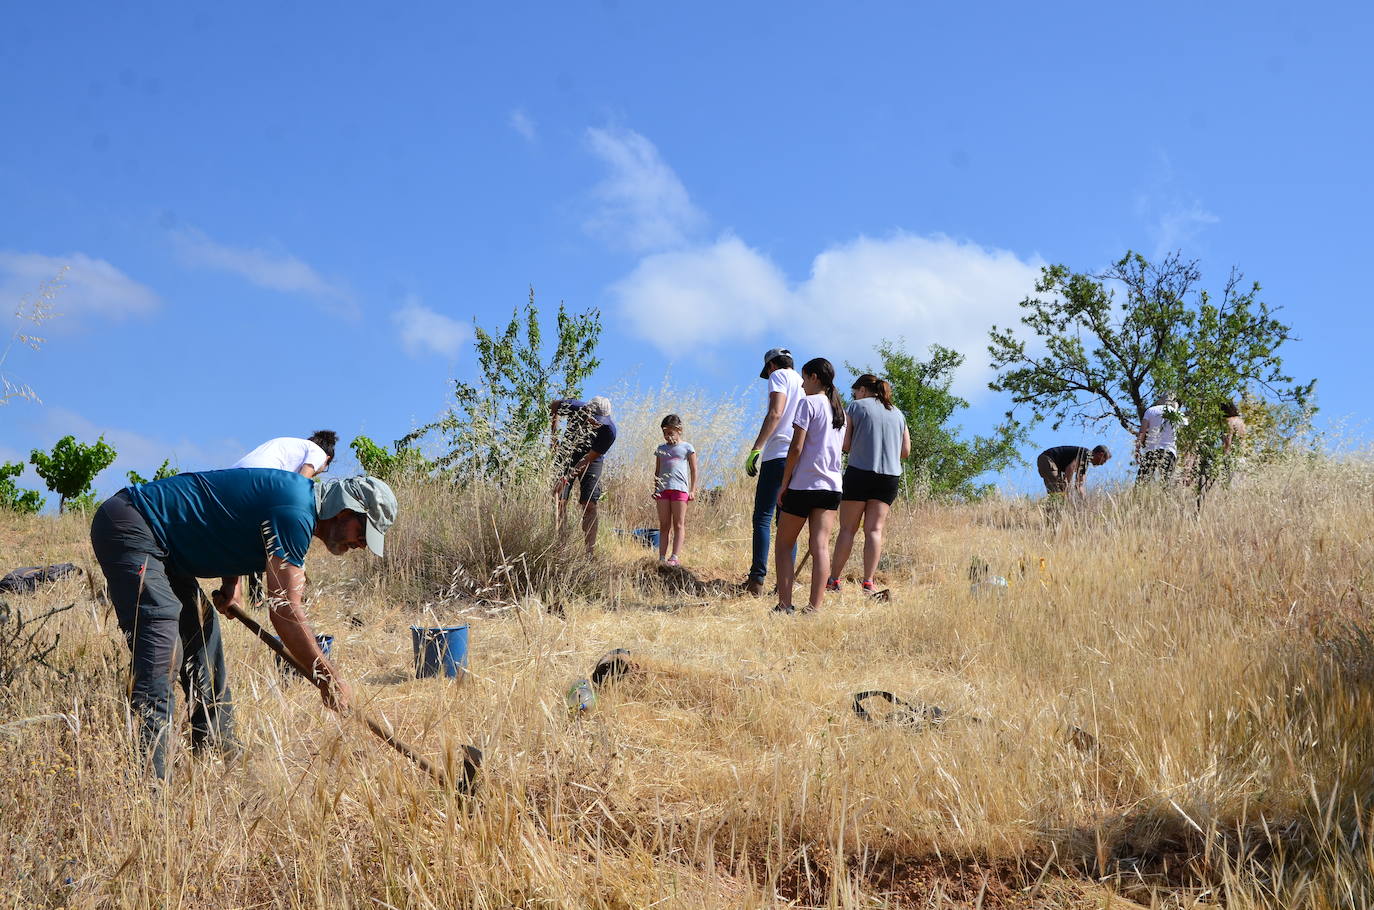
[89,470,397,779]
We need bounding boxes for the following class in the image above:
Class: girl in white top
[773,358,846,615]
[651,414,698,566]
[232,430,337,479]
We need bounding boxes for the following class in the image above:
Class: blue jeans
[749,457,791,583]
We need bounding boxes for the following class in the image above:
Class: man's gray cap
[760,347,791,379]
[315,475,398,557]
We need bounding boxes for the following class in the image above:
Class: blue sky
[2,2,1369,502]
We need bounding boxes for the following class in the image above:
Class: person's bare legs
[655,498,672,560]
[774,511,807,609]
[861,499,891,583]
[581,500,599,554]
[670,498,688,560]
[830,500,865,581]
[807,508,836,610]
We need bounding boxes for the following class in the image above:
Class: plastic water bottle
[565,678,596,714]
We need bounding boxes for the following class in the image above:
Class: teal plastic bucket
[412,625,470,679]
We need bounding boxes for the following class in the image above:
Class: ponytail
[802,357,846,430]
[852,374,894,410]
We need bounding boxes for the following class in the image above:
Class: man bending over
[90,470,396,779]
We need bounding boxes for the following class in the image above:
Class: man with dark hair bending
[232,430,338,479]
[1037,444,1110,497]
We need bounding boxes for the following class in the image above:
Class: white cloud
[509,108,537,142]
[593,124,1043,397]
[612,232,1042,398]
[392,297,469,359]
[610,235,789,342]
[584,126,705,252]
[1149,201,1220,258]
[172,227,358,318]
[1136,150,1220,258]
[0,251,159,323]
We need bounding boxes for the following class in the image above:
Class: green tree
[0,461,44,514]
[29,435,117,512]
[988,252,1314,460]
[350,435,432,481]
[402,289,602,477]
[127,459,179,486]
[850,340,1026,500]
[1237,394,1319,465]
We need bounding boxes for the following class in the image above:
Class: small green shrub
[30,435,117,512]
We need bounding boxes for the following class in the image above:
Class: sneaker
[771,602,795,615]
[825,577,841,593]
[861,580,878,596]
[666,555,680,567]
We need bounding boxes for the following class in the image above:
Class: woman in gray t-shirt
[828,374,910,596]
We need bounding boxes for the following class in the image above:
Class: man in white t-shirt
[1135,398,1183,484]
[232,431,337,479]
[742,348,804,596]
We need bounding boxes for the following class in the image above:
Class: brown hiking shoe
[744,578,765,597]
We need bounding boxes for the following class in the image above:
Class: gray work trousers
[89,491,235,779]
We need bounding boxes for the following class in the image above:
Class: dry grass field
[2,454,1373,908]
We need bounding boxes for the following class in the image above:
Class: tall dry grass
[1,449,1372,908]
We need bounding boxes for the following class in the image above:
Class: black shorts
[780,488,841,518]
[841,467,900,505]
[561,458,606,504]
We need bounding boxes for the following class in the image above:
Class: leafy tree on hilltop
[987,251,1314,461]
[30,435,117,512]
[850,340,1025,500]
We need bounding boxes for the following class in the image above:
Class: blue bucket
[631,528,660,550]
[411,625,470,679]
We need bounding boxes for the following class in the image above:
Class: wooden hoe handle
[203,589,480,793]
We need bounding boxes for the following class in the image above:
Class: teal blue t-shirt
[126,469,317,577]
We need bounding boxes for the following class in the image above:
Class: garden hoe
[201,589,481,795]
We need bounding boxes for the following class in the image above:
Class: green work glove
[745,449,762,477]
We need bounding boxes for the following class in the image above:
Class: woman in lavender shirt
[773,358,846,615]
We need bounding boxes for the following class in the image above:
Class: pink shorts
[654,490,690,502]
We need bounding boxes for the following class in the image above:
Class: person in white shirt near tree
[1136,396,1184,484]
